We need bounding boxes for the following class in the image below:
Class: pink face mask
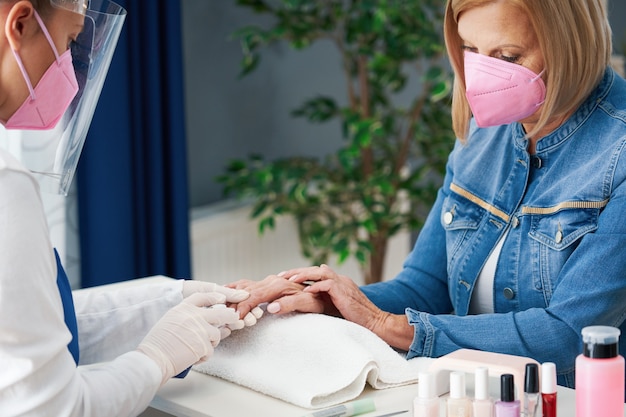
[464,51,546,128]
[3,11,79,130]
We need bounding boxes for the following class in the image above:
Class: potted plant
[217,0,455,284]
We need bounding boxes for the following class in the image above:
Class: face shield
[0,0,126,195]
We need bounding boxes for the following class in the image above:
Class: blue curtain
[77,0,191,287]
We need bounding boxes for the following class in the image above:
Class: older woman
[231,0,626,391]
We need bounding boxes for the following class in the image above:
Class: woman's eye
[500,54,520,63]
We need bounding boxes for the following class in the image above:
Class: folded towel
[193,312,433,409]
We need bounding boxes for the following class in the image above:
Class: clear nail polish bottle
[524,363,539,417]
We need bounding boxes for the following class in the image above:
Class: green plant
[217,0,455,284]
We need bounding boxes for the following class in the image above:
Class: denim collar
[513,66,615,153]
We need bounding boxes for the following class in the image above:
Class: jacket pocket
[528,208,599,250]
[441,194,483,268]
[528,208,600,303]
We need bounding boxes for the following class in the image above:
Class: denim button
[555,230,563,244]
[511,216,520,228]
[444,211,453,225]
[531,156,542,168]
[503,287,515,300]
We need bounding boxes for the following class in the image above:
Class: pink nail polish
[267,302,280,313]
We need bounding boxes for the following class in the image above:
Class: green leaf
[430,80,451,102]
[258,216,275,234]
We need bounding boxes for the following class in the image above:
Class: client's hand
[227,274,330,318]
[282,264,413,350]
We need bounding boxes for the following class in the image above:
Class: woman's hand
[227,274,330,319]
[282,264,414,351]
[229,265,414,351]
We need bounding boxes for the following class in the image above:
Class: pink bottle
[575,326,625,417]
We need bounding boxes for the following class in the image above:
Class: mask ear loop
[530,69,546,106]
[10,10,63,101]
[531,69,545,83]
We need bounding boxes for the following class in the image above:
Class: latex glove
[137,292,240,385]
[182,280,249,303]
[182,280,263,329]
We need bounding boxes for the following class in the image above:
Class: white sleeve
[0,154,162,417]
[74,280,184,365]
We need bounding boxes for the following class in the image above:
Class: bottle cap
[418,372,435,399]
[500,373,515,402]
[475,367,489,400]
[349,398,376,415]
[582,326,620,358]
[450,371,466,399]
[541,362,557,394]
[524,363,539,394]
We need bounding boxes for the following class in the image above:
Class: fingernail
[288,274,299,282]
[277,271,287,277]
[252,306,264,319]
[243,313,257,326]
[267,302,281,313]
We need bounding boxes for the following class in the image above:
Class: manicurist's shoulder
[0,148,41,194]
[0,147,31,174]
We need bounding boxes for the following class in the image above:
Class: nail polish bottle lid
[450,371,466,399]
[582,326,620,358]
[475,367,489,400]
[418,372,435,399]
[500,373,515,402]
[524,363,539,394]
[541,362,557,394]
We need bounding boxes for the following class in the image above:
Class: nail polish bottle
[413,372,439,417]
[472,367,493,417]
[575,326,625,417]
[541,362,557,417]
[447,371,471,417]
[524,363,539,417]
[495,373,520,417]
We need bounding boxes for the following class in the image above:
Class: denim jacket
[361,67,626,388]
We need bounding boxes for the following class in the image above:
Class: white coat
[0,148,184,417]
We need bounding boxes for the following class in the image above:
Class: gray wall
[182,1,626,209]
[609,1,626,53]
[182,1,345,208]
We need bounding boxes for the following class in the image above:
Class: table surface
[149,368,618,417]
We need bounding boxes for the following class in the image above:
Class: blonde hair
[444,0,612,140]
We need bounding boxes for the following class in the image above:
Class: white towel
[193,312,433,409]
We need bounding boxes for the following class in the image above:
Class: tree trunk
[364,234,388,285]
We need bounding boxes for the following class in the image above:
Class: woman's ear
[4,1,36,52]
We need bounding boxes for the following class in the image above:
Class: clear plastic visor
[0,0,126,195]
[52,0,90,15]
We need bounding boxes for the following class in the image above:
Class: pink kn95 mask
[3,11,79,130]
[464,51,546,128]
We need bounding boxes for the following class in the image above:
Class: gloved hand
[182,280,249,302]
[137,292,240,385]
[182,280,264,329]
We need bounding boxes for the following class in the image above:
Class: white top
[469,230,508,314]
[0,149,183,417]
